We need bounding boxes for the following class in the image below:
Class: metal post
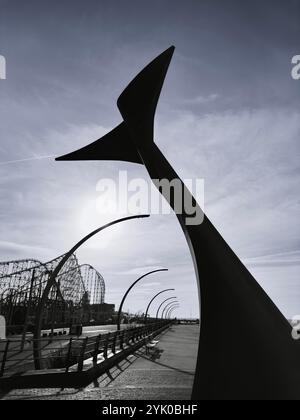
[50,277,59,340]
[120,331,125,350]
[69,303,74,335]
[0,340,10,377]
[93,335,101,365]
[112,331,118,354]
[130,329,135,344]
[65,338,73,373]
[7,292,15,327]
[104,333,110,359]
[78,337,89,372]
[20,270,35,352]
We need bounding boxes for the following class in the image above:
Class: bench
[145,337,160,356]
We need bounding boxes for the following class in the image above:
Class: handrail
[0,321,173,378]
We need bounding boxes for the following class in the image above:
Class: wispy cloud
[183,93,220,105]
[0,240,51,260]
[243,251,300,268]
[0,155,55,166]
[114,267,166,276]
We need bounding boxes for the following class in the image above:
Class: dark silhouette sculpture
[56,47,300,399]
[117,268,168,331]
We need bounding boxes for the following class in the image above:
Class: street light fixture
[161,301,179,319]
[168,307,180,320]
[155,296,177,319]
[166,305,180,319]
[117,268,168,331]
[144,288,175,324]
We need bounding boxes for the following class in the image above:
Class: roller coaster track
[0,254,105,307]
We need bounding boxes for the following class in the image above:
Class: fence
[0,321,171,380]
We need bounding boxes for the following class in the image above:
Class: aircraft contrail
[0,155,55,166]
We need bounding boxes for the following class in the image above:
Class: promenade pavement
[1,325,199,400]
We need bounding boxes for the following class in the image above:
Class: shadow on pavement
[135,349,195,377]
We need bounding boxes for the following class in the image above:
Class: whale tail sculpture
[57,47,300,400]
[57,47,175,163]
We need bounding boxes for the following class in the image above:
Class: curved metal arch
[117,268,168,330]
[161,300,179,319]
[144,288,175,323]
[33,214,149,369]
[156,296,177,319]
[166,305,180,319]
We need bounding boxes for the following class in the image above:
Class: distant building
[84,303,115,324]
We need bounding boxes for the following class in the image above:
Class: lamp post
[169,308,179,319]
[33,214,149,370]
[155,296,177,319]
[117,268,168,331]
[166,305,180,319]
[166,304,179,318]
[167,308,179,322]
[144,289,175,324]
[166,304,180,319]
[161,301,179,319]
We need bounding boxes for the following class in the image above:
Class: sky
[0,0,299,318]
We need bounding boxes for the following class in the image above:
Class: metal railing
[0,321,171,378]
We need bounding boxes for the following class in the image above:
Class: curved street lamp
[117,268,168,331]
[161,301,179,319]
[155,296,177,319]
[33,214,149,369]
[161,301,177,319]
[165,303,179,317]
[168,307,180,320]
[166,305,180,319]
[144,288,175,323]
